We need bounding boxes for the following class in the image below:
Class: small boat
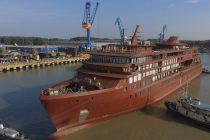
[202,66,210,74]
[0,123,27,140]
[165,95,210,128]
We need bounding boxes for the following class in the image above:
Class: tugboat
[165,91,210,128]
[0,123,27,140]
[202,66,210,74]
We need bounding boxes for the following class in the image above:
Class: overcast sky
[0,0,209,40]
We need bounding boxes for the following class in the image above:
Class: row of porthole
[75,97,94,103]
[129,90,147,99]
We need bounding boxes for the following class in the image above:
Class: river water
[0,54,210,140]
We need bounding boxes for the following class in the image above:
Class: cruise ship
[40,35,202,132]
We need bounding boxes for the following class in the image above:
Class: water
[0,54,210,140]
[63,75,210,140]
[0,64,81,140]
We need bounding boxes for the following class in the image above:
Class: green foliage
[182,40,210,52]
[0,36,118,46]
[0,36,48,45]
[0,36,209,52]
[69,37,119,42]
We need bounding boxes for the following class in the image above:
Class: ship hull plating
[40,64,202,132]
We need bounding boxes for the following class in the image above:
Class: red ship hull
[40,64,201,132]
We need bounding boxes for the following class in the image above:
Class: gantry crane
[82,1,99,50]
[115,17,127,45]
[159,24,167,43]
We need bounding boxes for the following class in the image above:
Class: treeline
[0,36,48,45]
[182,40,210,53]
[0,36,209,52]
[182,40,210,48]
[69,37,118,42]
[0,36,118,46]
[147,39,210,52]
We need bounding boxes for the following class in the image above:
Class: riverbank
[0,57,87,73]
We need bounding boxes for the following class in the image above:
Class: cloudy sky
[0,0,209,40]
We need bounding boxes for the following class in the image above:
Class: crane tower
[82,2,99,50]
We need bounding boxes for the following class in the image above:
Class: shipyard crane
[115,17,127,45]
[159,24,167,43]
[82,1,99,50]
[131,25,140,45]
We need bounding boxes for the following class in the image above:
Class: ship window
[146,71,149,76]
[131,58,134,63]
[150,64,152,68]
[133,83,137,89]
[138,66,141,71]
[153,70,156,75]
[124,87,128,92]
[143,72,145,77]
[134,75,138,82]
[142,65,145,70]
[152,76,155,82]
[123,68,126,72]
[137,73,141,81]
[129,77,133,84]
[79,109,89,122]
[150,71,153,75]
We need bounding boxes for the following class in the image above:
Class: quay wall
[0,57,88,72]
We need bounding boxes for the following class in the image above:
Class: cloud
[184,0,201,4]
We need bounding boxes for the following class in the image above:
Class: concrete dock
[0,57,88,72]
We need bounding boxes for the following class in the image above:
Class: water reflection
[0,64,81,140]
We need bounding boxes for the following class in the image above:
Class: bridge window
[138,73,141,80]
[143,72,145,77]
[150,64,152,68]
[134,75,138,82]
[129,77,133,84]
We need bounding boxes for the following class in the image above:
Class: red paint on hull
[40,64,202,132]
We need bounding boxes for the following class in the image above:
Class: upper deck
[82,36,200,78]
[90,44,153,58]
[42,36,201,96]
[89,36,197,58]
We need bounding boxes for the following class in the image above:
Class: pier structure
[0,57,88,72]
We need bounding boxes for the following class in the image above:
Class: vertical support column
[87,29,91,50]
